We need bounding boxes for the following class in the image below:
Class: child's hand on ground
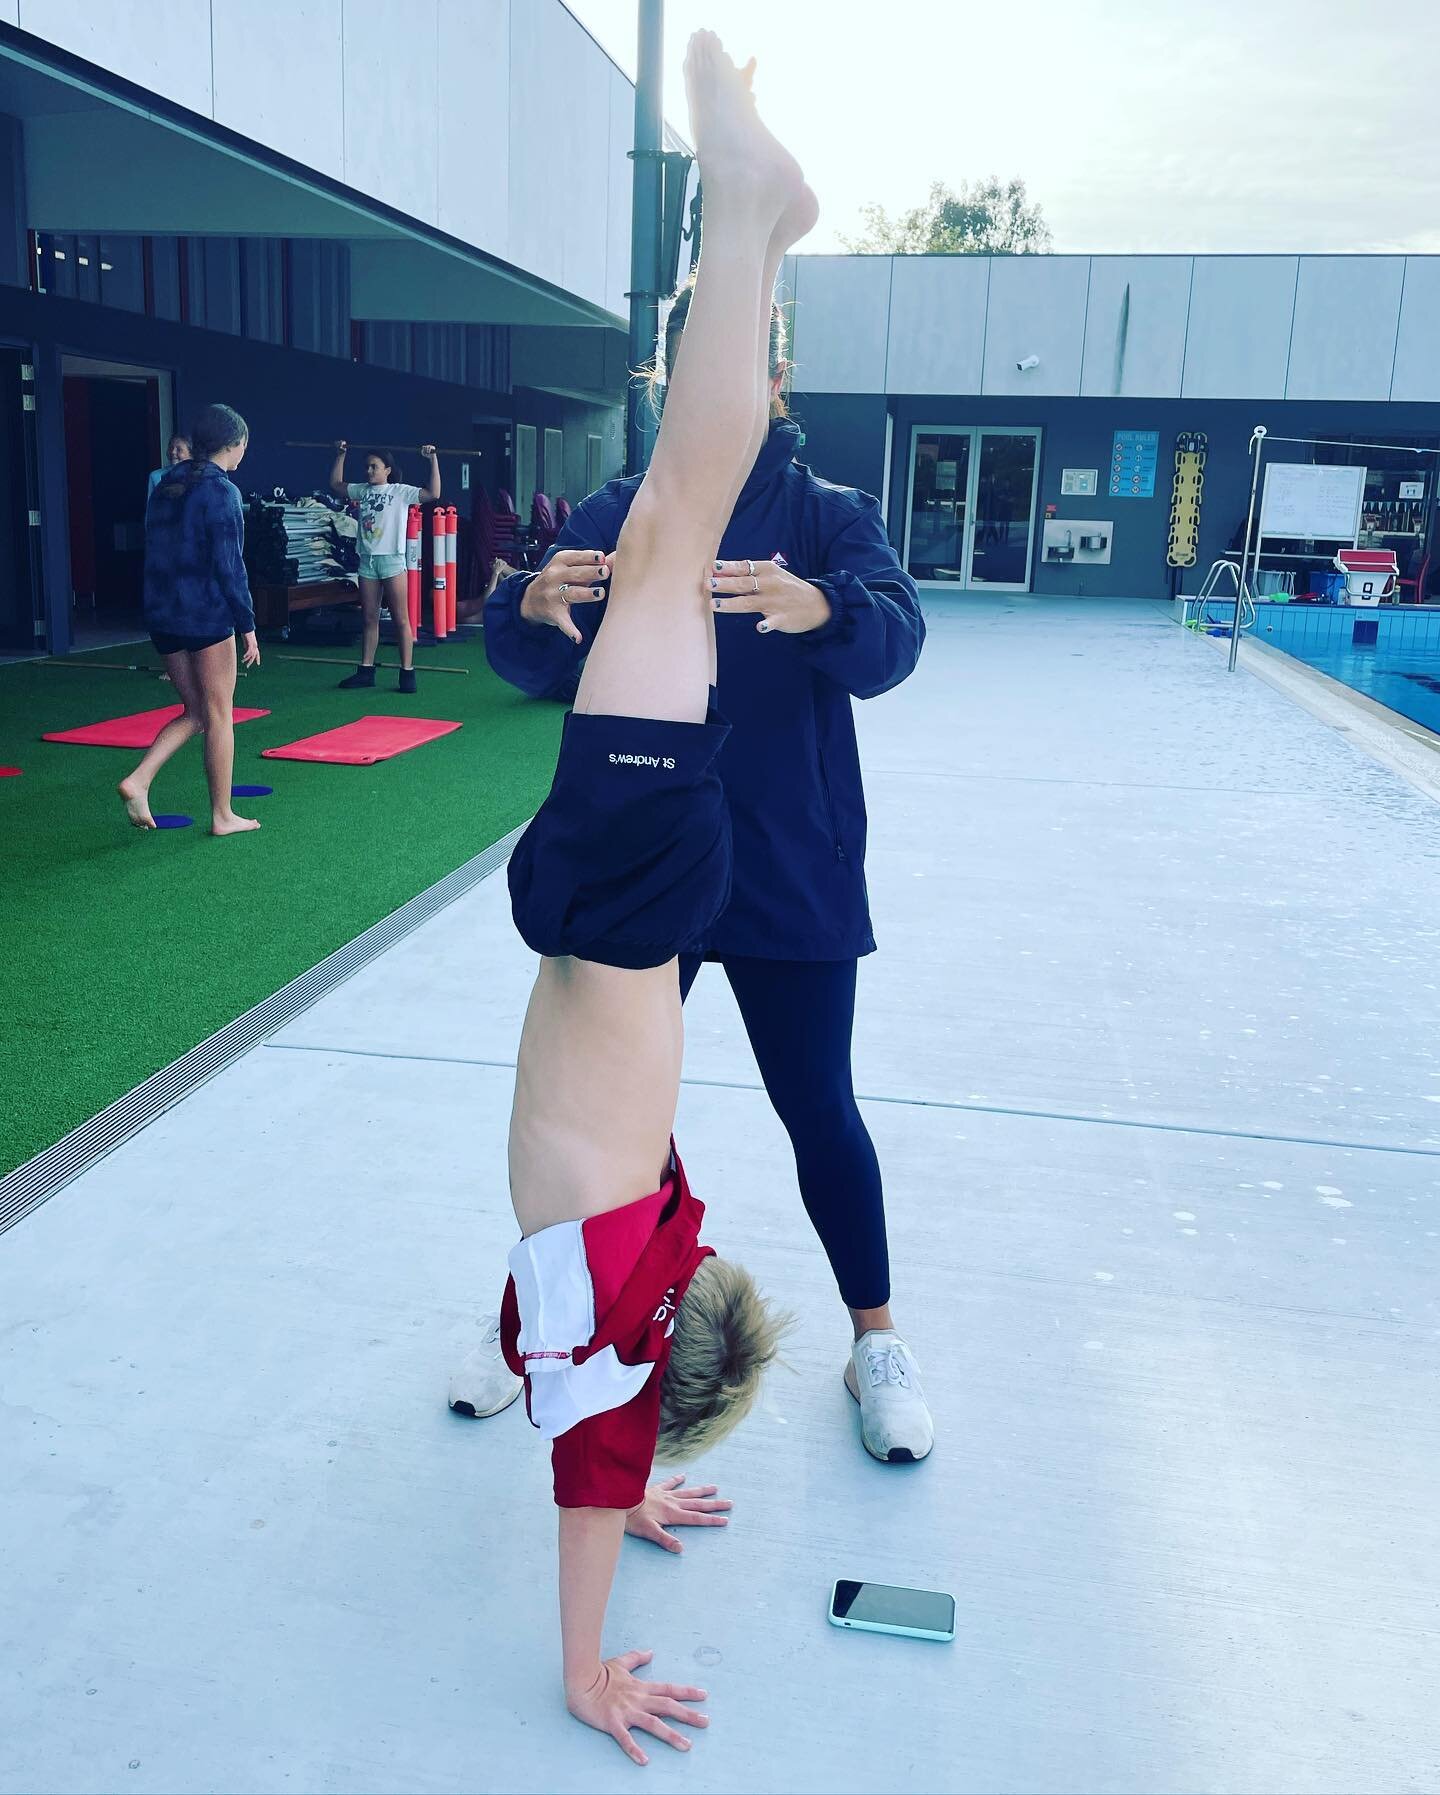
[624,1474,732,1554]
[566,1650,709,1765]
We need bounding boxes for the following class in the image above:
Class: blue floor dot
[231,784,273,798]
[153,814,194,830]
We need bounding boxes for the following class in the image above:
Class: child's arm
[329,441,348,496]
[559,1505,709,1766]
[420,444,442,500]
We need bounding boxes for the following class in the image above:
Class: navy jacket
[143,459,255,639]
[484,420,924,960]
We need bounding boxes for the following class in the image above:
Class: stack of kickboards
[243,494,359,589]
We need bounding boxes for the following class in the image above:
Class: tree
[839,178,1052,256]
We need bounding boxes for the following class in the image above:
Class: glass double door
[903,427,1041,590]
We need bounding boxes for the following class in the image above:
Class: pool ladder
[1182,558,1257,634]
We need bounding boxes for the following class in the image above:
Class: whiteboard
[1259,463,1365,540]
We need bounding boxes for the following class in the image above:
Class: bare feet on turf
[684,30,817,249]
[210,812,260,836]
[117,778,156,830]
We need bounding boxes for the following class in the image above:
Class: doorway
[0,346,43,656]
[60,356,172,646]
[902,425,1042,590]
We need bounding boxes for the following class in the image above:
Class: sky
[566,0,1440,256]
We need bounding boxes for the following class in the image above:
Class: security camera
[1016,354,1040,372]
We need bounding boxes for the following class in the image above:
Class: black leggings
[679,955,889,1311]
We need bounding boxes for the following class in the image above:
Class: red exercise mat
[260,715,461,765]
[43,705,270,749]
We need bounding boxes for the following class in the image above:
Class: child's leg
[574,36,814,727]
[194,637,259,836]
[357,579,381,666]
[118,651,204,827]
[383,571,415,669]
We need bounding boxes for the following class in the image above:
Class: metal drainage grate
[0,826,524,1238]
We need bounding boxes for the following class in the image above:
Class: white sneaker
[844,1330,935,1463]
[447,1316,524,1419]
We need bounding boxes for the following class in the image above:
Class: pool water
[1249,603,1440,735]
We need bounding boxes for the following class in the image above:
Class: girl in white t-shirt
[329,442,441,692]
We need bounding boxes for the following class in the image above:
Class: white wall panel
[212,0,343,182]
[506,0,564,290]
[983,256,1089,396]
[0,2,18,26]
[605,68,632,319]
[1391,258,1440,400]
[341,0,438,224]
[1286,256,1403,401]
[437,0,509,254]
[1182,257,1296,399]
[885,256,987,395]
[555,7,609,310]
[17,0,214,115]
[1081,256,1191,398]
[788,256,890,394]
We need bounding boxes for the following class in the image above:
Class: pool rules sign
[1109,430,1159,498]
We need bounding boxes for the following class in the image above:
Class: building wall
[792,390,1440,601]
[5,0,642,317]
[0,279,621,650]
[787,254,1440,405]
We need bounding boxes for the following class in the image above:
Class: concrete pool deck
[3,596,1437,1794]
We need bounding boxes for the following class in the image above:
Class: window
[515,423,537,518]
[543,427,565,501]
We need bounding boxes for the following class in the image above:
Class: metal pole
[625,0,664,478]
[1229,425,1266,672]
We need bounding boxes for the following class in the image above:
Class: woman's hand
[565,1651,709,1766]
[519,548,613,645]
[709,558,832,634]
[241,632,261,669]
[624,1475,732,1554]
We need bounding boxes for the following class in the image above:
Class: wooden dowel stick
[283,441,478,456]
[271,655,469,675]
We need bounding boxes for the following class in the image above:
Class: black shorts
[150,629,235,656]
[508,708,732,970]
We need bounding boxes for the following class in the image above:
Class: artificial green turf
[0,638,563,1176]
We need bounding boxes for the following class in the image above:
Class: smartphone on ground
[828,1578,956,1643]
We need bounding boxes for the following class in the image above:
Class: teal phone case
[827,1579,955,1643]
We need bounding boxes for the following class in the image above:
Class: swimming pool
[1249,602,1440,735]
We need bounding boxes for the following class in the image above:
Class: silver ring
[557,583,569,596]
[746,559,755,577]
[752,575,760,593]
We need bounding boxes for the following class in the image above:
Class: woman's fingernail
[712,598,722,610]
[592,586,603,596]
[709,578,718,590]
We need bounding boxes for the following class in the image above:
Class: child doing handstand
[499,31,818,1768]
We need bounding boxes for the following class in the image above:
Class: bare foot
[210,813,261,837]
[118,778,156,830]
[684,31,814,247]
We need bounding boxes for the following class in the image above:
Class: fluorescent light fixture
[100,262,113,271]
[78,256,89,266]
[53,249,66,260]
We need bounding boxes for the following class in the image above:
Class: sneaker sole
[843,1363,934,1464]
[448,1382,523,1420]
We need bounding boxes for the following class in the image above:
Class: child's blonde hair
[655,1257,790,1463]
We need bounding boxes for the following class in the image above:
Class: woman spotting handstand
[500,33,817,1767]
